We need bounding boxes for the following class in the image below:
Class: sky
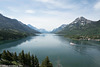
[0,0,100,31]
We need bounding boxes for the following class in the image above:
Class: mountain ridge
[52,24,66,33]
[0,13,40,40]
[27,24,49,33]
[0,13,40,34]
[52,17,100,40]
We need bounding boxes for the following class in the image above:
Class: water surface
[0,34,100,67]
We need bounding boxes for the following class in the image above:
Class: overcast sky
[0,0,100,31]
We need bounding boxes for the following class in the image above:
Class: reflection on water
[0,34,100,67]
[0,36,34,52]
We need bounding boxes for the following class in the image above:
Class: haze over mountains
[27,24,49,33]
[52,24,66,33]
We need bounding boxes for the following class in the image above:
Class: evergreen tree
[41,56,53,67]
[0,50,53,67]
[27,52,31,66]
[0,53,1,60]
[21,50,25,65]
[1,50,7,60]
[18,53,22,64]
[24,53,28,65]
[31,54,34,67]
[13,52,18,62]
[34,56,39,67]
[18,50,26,65]
[6,50,13,61]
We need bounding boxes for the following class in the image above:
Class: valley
[0,34,100,67]
[0,14,100,67]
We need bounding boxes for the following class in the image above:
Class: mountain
[27,24,39,31]
[0,14,40,34]
[27,24,49,33]
[39,29,49,33]
[53,17,100,39]
[0,13,40,40]
[51,24,66,33]
[70,16,92,25]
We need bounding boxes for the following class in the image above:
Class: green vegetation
[64,35,100,40]
[0,13,40,41]
[0,29,28,40]
[41,56,53,67]
[0,50,53,67]
[0,14,40,34]
[56,19,100,40]
[0,53,1,60]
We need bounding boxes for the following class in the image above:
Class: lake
[0,34,100,67]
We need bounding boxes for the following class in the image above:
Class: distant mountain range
[1,13,100,40]
[52,17,100,39]
[52,24,66,33]
[0,13,40,40]
[27,24,49,33]
[27,24,39,31]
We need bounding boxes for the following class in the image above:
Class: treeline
[0,50,53,67]
[65,35,100,40]
[0,29,28,40]
[56,20,100,40]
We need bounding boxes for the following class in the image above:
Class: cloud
[25,10,35,14]
[0,0,100,31]
[94,1,100,10]
[17,15,68,31]
[7,7,19,12]
[0,0,9,1]
[35,0,75,9]
[0,10,4,14]
[36,0,54,3]
[41,10,75,18]
[81,0,89,5]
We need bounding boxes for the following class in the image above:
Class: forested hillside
[0,14,40,40]
[53,17,100,40]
